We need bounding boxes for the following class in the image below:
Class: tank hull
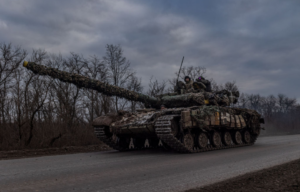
[93,106,263,153]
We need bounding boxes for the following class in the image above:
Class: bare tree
[247,94,262,112]
[0,43,27,125]
[25,75,51,146]
[50,53,86,126]
[261,95,277,117]
[10,49,50,146]
[147,76,167,97]
[210,79,239,93]
[210,78,222,92]
[103,44,135,112]
[0,43,27,88]
[223,81,239,92]
[237,93,248,108]
[83,55,110,123]
[277,94,297,113]
[126,75,143,112]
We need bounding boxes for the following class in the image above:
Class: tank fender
[93,116,114,127]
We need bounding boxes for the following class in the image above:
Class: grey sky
[1,0,300,100]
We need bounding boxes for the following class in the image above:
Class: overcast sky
[1,0,300,100]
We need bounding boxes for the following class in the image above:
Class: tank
[23,61,264,153]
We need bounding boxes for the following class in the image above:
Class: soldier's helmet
[196,76,205,82]
[184,76,191,82]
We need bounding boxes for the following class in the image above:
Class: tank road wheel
[134,138,145,149]
[104,126,113,138]
[149,139,159,148]
[233,131,242,145]
[171,119,179,137]
[243,130,251,144]
[118,137,130,150]
[183,133,194,151]
[211,132,222,147]
[198,133,208,149]
[222,132,232,146]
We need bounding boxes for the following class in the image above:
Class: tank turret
[23,61,238,109]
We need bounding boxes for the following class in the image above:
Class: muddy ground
[0,144,109,160]
[186,159,300,192]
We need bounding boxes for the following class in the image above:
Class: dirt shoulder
[0,144,110,160]
[186,159,300,192]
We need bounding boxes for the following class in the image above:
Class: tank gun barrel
[23,61,160,108]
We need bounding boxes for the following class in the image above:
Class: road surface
[1,135,300,192]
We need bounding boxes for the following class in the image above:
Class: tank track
[94,127,123,151]
[94,126,157,151]
[155,115,258,153]
[94,115,258,153]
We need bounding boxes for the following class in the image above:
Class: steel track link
[155,115,258,153]
[94,127,123,151]
[94,127,156,152]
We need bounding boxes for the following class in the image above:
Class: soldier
[174,81,186,93]
[184,76,194,93]
[216,89,239,105]
[196,76,212,92]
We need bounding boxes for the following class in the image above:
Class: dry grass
[0,122,100,151]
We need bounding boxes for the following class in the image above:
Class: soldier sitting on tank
[196,76,212,92]
[216,89,239,106]
[160,105,166,110]
[184,76,195,93]
[174,81,186,94]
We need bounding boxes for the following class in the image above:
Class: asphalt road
[1,135,300,192]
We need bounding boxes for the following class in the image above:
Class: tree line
[0,43,142,150]
[0,42,298,150]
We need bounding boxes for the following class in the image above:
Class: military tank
[23,61,264,153]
